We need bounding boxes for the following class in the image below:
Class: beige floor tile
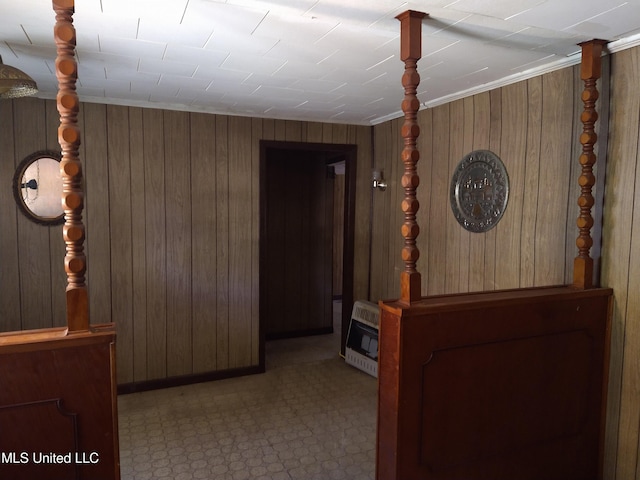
[119,302,377,480]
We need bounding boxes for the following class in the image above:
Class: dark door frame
[259,140,357,370]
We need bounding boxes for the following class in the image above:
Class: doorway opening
[259,141,357,369]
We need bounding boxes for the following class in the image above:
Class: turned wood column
[573,39,607,290]
[396,10,426,304]
[53,0,89,331]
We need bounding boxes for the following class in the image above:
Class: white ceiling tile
[102,0,189,21]
[138,20,214,48]
[182,1,268,34]
[565,2,640,40]
[254,10,340,43]
[158,74,212,90]
[99,36,166,59]
[138,58,198,77]
[507,0,628,32]
[3,0,640,125]
[76,14,140,40]
[443,0,546,21]
[220,53,287,75]
[242,73,297,88]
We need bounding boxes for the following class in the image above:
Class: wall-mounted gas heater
[345,300,380,377]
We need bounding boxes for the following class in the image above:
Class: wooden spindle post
[53,0,89,331]
[397,10,426,304]
[573,39,607,290]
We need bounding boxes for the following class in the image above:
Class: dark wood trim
[117,365,263,395]
[341,143,357,355]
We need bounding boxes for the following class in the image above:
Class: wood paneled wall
[370,45,640,480]
[0,99,67,332]
[600,45,640,480]
[0,99,372,386]
[370,65,585,301]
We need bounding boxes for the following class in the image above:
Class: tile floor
[118,302,378,480]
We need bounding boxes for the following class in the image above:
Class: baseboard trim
[117,365,264,395]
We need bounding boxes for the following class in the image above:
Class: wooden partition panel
[0,326,119,480]
[377,287,612,480]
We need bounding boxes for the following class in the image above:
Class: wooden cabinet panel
[0,327,119,480]
[378,287,612,480]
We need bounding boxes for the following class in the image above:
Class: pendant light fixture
[0,55,38,99]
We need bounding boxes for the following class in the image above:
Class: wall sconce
[0,55,38,99]
[372,170,387,191]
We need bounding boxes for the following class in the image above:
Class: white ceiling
[2,0,640,125]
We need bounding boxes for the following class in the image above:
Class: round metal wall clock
[449,150,509,233]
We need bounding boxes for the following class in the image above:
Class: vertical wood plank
[250,118,262,365]
[535,69,573,286]
[273,119,287,141]
[322,123,333,142]
[370,122,392,301]
[353,125,372,303]
[601,46,640,480]
[262,118,275,141]
[495,82,527,289]
[44,100,66,328]
[445,100,464,294]
[143,108,167,380]
[332,124,348,144]
[0,100,20,332]
[428,105,449,295]
[458,96,475,293]
[107,104,133,383]
[285,120,302,142]
[484,89,501,290]
[164,110,193,377]
[215,115,230,370]
[228,116,252,368]
[82,103,111,326]
[191,112,217,373]
[389,118,403,298]
[625,146,640,480]
[306,122,324,143]
[129,107,147,381]
[468,92,490,292]
[14,98,52,330]
[416,108,432,295]
[520,77,543,288]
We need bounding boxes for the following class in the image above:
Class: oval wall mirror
[13,150,64,225]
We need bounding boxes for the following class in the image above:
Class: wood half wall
[0,100,372,386]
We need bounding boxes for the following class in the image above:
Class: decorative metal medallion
[449,150,509,233]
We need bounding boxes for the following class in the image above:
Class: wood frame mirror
[12,149,65,226]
